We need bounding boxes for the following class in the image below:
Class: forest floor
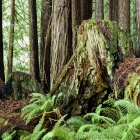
[0,97,34,134]
[0,58,140,134]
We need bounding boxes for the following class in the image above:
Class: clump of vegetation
[1,94,140,140]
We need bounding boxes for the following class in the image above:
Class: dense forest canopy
[1,0,140,139]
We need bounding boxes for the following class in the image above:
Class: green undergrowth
[1,93,140,140]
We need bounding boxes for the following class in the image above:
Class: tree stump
[50,20,134,116]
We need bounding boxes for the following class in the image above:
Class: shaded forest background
[0,0,139,89]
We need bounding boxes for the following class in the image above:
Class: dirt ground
[0,97,33,134]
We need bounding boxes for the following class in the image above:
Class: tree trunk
[71,0,92,53]
[7,0,15,75]
[28,0,40,82]
[50,0,72,88]
[95,0,104,21]
[135,0,140,57]
[40,0,52,91]
[118,0,130,34]
[0,1,5,82]
[80,0,92,21]
[109,0,118,22]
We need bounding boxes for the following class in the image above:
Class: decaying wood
[50,20,135,116]
[50,46,81,95]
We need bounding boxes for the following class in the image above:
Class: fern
[21,93,57,124]
[23,108,42,124]
[66,116,88,131]
[1,130,16,140]
[20,96,140,140]
[122,116,140,140]
[22,129,46,140]
[51,126,73,140]
[42,115,68,140]
[29,93,48,104]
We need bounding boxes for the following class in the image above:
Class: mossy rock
[5,71,43,100]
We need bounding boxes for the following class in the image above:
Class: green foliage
[21,93,56,124]
[22,98,140,140]
[124,73,140,105]
[1,130,16,140]
[2,94,140,140]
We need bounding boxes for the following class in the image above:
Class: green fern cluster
[1,93,140,140]
[21,98,140,140]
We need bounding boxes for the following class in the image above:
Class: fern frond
[95,104,102,114]
[22,129,46,140]
[52,126,73,140]
[53,114,67,130]
[1,130,16,140]
[103,107,120,121]
[77,131,105,140]
[21,104,39,118]
[115,99,140,115]
[122,116,140,140]
[103,98,115,106]
[17,130,31,140]
[40,96,55,112]
[42,131,53,140]
[78,124,100,133]
[23,108,42,124]
[33,112,46,133]
[84,112,116,126]
[66,116,88,131]
[29,93,48,104]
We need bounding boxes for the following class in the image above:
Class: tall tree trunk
[28,0,40,82]
[50,0,72,88]
[40,0,52,91]
[80,0,92,21]
[135,0,140,57]
[7,0,15,75]
[0,0,4,82]
[71,0,81,51]
[95,0,104,20]
[71,0,92,51]
[109,0,118,22]
[118,0,130,34]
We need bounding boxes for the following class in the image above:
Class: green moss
[124,73,140,105]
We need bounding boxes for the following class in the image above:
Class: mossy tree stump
[50,20,134,116]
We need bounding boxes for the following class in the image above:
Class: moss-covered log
[50,19,134,116]
[5,71,43,100]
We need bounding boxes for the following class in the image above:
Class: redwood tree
[50,0,92,88]
[40,0,52,91]
[50,0,72,88]
[109,0,118,22]
[28,0,40,82]
[0,0,4,82]
[118,0,130,34]
[95,0,104,20]
[135,0,140,57]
